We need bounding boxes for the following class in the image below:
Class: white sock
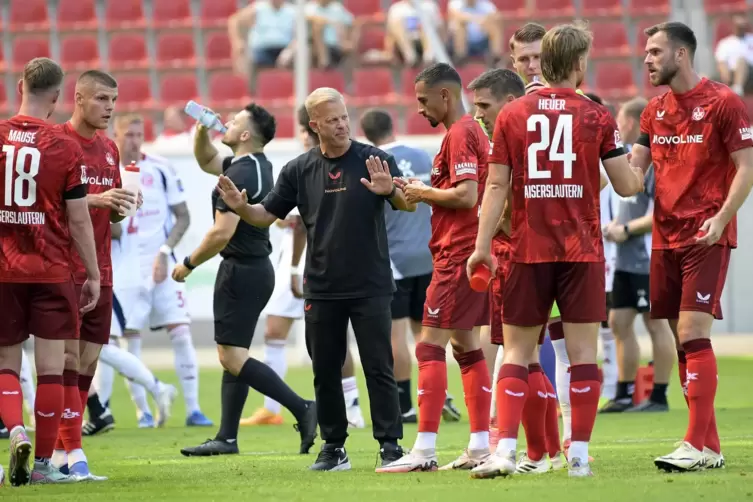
[51,449,67,468]
[169,325,200,415]
[94,354,115,407]
[468,431,489,450]
[567,440,589,464]
[490,346,504,418]
[414,432,437,451]
[67,448,87,467]
[124,336,152,417]
[599,326,618,400]
[496,438,517,455]
[19,349,35,413]
[99,343,161,396]
[262,340,288,414]
[342,376,359,406]
[552,338,572,442]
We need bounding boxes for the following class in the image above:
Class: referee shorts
[213,257,275,349]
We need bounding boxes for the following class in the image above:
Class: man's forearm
[188,228,229,267]
[69,218,100,280]
[718,164,753,225]
[194,126,220,168]
[165,215,190,249]
[237,203,278,228]
[390,188,416,212]
[422,186,475,209]
[476,185,508,252]
[627,213,652,235]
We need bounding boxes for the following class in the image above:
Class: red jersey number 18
[526,114,576,180]
[3,145,40,207]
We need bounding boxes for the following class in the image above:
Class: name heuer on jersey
[652,134,704,145]
[538,97,566,111]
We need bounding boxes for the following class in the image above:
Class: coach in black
[217,87,415,472]
[173,103,317,458]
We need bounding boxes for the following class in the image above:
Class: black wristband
[387,185,397,199]
[623,224,630,236]
[183,255,196,270]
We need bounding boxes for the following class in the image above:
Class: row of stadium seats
[2,0,746,33]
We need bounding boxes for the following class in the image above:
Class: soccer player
[468,23,643,478]
[378,63,493,473]
[51,70,140,481]
[634,22,753,471]
[0,58,100,485]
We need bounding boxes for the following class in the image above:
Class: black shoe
[309,444,351,471]
[442,396,461,422]
[401,409,417,424]
[626,399,669,412]
[82,412,115,436]
[294,401,318,454]
[379,443,406,467]
[180,438,239,457]
[598,398,633,413]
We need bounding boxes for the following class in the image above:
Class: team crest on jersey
[80,165,87,184]
[106,152,115,165]
[692,107,705,121]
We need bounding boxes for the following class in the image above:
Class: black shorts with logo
[391,273,432,321]
[611,270,651,313]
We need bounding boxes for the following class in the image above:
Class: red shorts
[423,262,490,331]
[650,245,730,320]
[76,284,113,345]
[0,281,79,346]
[503,262,606,326]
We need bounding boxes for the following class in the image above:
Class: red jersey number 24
[3,145,40,207]
[526,114,576,180]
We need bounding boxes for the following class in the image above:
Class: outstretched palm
[361,155,394,196]
[216,175,248,210]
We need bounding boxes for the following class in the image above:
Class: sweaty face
[78,82,117,130]
[310,100,350,149]
[115,122,144,160]
[221,109,253,148]
[472,88,507,137]
[511,40,542,82]
[645,32,679,87]
[415,80,447,128]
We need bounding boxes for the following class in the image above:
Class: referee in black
[173,103,317,457]
[216,88,415,472]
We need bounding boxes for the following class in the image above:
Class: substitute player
[468,23,643,479]
[633,22,753,472]
[0,58,100,485]
[378,63,492,473]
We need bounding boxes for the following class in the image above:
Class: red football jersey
[61,122,122,286]
[639,78,753,250]
[429,114,488,263]
[0,116,86,283]
[490,87,624,264]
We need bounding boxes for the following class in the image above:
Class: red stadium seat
[112,74,153,110]
[491,0,529,20]
[533,0,576,19]
[57,0,98,32]
[713,20,734,45]
[143,116,156,142]
[205,32,233,69]
[160,74,199,106]
[208,72,249,109]
[200,0,239,29]
[108,33,149,70]
[60,35,101,71]
[0,42,6,73]
[272,110,295,139]
[344,0,383,21]
[591,21,630,58]
[12,37,50,72]
[105,0,147,30]
[351,68,398,107]
[406,113,440,135]
[257,69,295,105]
[633,18,663,56]
[156,32,197,69]
[629,0,670,17]
[704,0,748,15]
[152,0,194,29]
[59,72,80,113]
[594,62,637,100]
[308,70,346,93]
[0,81,8,114]
[358,24,386,55]
[9,0,49,32]
[580,0,622,17]
[400,67,422,103]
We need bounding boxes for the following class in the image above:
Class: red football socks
[522,364,547,461]
[79,374,94,410]
[496,364,529,440]
[570,364,600,442]
[678,349,720,453]
[542,373,562,457]
[35,375,65,459]
[416,342,447,434]
[682,339,718,452]
[57,370,84,453]
[0,370,24,431]
[455,348,491,434]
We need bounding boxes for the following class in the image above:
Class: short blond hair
[114,113,143,131]
[304,87,344,119]
[541,23,593,85]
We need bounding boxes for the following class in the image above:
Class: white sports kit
[262,209,305,320]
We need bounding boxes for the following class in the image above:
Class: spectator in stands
[228,0,297,83]
[306,0,356,69]
[385,0,445,67]
[714,15,753,96]
[447,0,503,65]
[160,107,191,138]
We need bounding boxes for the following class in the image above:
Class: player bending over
[468,23,643,479]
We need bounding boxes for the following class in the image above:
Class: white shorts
[128,261,191,331]
[111,286,142,338]
[262,226,304,319]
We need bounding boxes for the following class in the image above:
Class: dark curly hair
[244,102,276,146]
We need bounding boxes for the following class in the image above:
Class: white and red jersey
[132,152,186,272]
[112,213,142,289]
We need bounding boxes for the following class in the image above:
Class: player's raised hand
[216,175,248,210]
[696,216,724,246]
[79,278,101,314]
[467,248,496,282]
[361,156,394,196]
[91,188,137,213]
[402,179,430,204]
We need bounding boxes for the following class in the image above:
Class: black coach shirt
[261,140,402,300]
[213,154,274,260]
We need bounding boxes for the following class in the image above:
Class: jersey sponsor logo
[740,127,752,141]
[8,130,37,143]
[691,107,705,121]
[696,291,710,304]
[656,110,666,120]
[328,170,342,180]
[86,175,115,186]
[454,162,477,176]
[652,134,704,145]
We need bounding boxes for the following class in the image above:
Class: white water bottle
[184,100,227,133]
[121,162,141,217]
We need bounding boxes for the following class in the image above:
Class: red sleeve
[448,123,480,184]
[66,143,85,192]
[600,111,625,160]
[718,92,753,155]
[489,109,510,166]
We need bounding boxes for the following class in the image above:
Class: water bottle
[184,100,227,133]
[121,162,141,217]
